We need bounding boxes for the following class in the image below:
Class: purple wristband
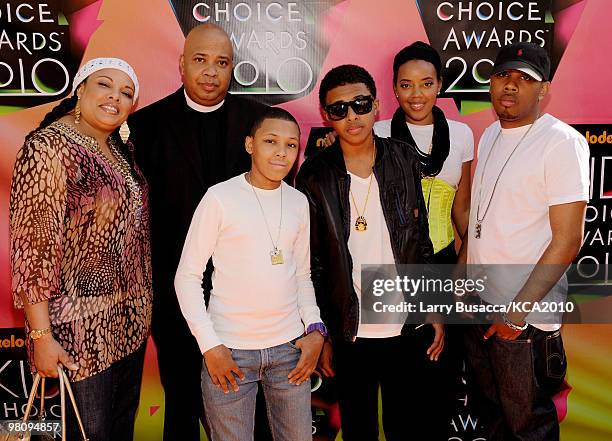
[306,322,328,338]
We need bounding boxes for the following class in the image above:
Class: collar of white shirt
[184,89,225,113]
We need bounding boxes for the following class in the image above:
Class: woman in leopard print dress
[9,58,152,441]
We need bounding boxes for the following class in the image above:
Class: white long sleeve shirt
[175,174,322,353]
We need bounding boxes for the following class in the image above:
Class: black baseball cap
[491,42,551,82]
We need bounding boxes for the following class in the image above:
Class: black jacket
[128,89,268,325]
[296,136,434,342]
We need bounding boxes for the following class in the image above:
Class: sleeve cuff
[193,327,223,354]
[302,310,323,330]
[548,193,589,206]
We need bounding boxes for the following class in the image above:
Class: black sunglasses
[324,95,374,121]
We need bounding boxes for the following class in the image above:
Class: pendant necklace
[349,142,377,232]
[247,172,284,265]
[474,115,540,239]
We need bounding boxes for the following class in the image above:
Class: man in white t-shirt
[464,42,589,441]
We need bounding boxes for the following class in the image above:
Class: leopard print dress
[9,121,152,382]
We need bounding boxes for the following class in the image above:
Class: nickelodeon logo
[1,334,25,348]
[585,131,612,144]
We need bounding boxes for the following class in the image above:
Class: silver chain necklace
[474,116,540,239]
[247,172,284,265]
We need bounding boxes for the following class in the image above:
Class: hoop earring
[74,98,81,124]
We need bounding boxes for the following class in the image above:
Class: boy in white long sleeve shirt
[175,108,325,441]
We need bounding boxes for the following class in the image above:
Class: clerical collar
[184,90,225,113]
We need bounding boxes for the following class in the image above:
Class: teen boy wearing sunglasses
[296,65,441,440]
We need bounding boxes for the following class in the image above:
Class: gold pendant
[475,222,482,239]
[270,248,284,265]
[355,216,367,232]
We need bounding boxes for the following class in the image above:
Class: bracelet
[501,312,528,332]
[306,322,328,339]
[29,328,51,340]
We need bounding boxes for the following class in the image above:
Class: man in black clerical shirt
[129,24,268,441]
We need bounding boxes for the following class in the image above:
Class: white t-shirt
[468,113,590,331]
[374,119,474,188]
[174,174,322,353]
[347,172,403,338]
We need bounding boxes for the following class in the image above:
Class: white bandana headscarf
[72,57,139,101]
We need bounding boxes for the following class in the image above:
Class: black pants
[153,313,204,441]
[152,298,272,441]
[464,324,567,441]
[433,240,458,264]
[333,330,451,441]
[66,343,146,441]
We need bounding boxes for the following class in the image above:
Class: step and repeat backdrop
[1,1,611,440]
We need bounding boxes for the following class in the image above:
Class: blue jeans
[66,342,146,441]
[464,324,567,441]
[202,340,312,441]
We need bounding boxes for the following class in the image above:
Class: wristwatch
[29,327,51,340]
[306,322,328,339]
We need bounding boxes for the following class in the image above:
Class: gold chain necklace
[107,140,143,212]
[55,122,143,214]
[247,172,284,265]
[349,142,376,232]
